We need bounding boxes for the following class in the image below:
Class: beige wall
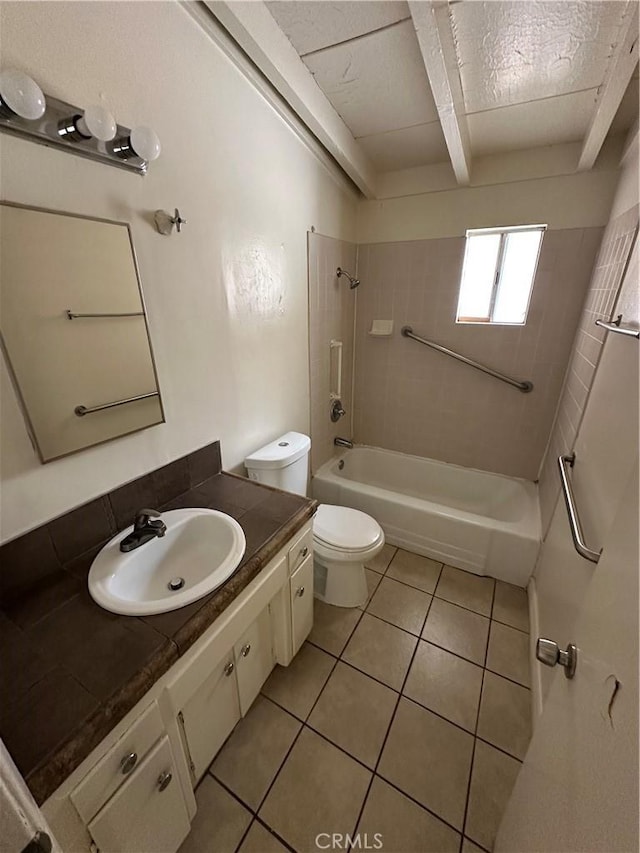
[307,233,356,473]
[0,1,358,542]
[537,154,639,532]
[357,143,621,243]
[353,229,602,480]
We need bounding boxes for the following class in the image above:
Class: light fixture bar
[0,93,147,175]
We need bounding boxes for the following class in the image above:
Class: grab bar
[66,309,144,320]
[557,454,601,563]
[75,391,159,417]
[594,314,640,339]
[401,326,533,393]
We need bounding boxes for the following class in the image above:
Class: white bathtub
[312,446,540,587]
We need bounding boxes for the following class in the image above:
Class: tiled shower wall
[353,230,602,481]
[308,233,357,473]
[537,205,639,532]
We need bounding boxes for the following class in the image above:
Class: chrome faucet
[334,437,353,449]
[120,508,167,552]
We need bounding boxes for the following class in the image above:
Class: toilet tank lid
[244,432,311,470]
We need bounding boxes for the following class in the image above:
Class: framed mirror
[0,201,165,462]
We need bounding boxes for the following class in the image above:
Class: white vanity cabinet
[176,605,275,783]
[42,520,314,853]
[287,527,314,656]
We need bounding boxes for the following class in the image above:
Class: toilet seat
[313,504,383,554]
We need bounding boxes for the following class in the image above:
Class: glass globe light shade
[130,125,161,161]
[0,69,46,120]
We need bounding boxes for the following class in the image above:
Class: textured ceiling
[266,0,639,175]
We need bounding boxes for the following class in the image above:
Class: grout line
[362,597,433,638]
[474,734,526,765]
[460,579,498,848]
[351,592,437,839]
[377,569,442,597]
[432,591,493,620]
[400,694,479,740]
[371,772,469,839]
[233,816,255,853]
[463,836,492,853]
[207,773,255,816]
[490,615,530,635]
[417,636,488,671]
[484,662,531,690]
[253,816,297,853]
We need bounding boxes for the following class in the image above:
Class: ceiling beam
[201,1,377,198]
[409,0,471,186]
[577,3,639,172]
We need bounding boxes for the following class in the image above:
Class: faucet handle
[134,508,162,528]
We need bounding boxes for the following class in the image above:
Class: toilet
[244,432,385,607]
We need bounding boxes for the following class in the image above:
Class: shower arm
[336,267,360,289]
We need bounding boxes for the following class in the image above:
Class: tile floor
[180,545,532,853]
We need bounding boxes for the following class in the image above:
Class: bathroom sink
[88,509,246,616]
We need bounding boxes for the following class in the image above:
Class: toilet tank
[244,432,311,496]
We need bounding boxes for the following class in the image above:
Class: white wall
[532,149,639,701]
[357,140,622,242]
[0,1,358,542]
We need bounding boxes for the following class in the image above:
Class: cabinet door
[234,606,275,716]
[178,653,240,783]
[88,735,190,853]
[290,554,314,656]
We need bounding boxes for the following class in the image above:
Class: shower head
[336,267,360,289]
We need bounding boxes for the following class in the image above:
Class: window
[456,225,546,325]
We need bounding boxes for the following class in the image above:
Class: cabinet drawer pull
[224,661,234,676]
[240,643,251,657]
[293,544,309,570]
[157,770,172,792]
[120,752,138,775]
[296,586,305,597]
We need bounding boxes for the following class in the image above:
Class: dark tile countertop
[0,470,316,805]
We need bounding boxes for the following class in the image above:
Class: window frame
[456,224,547,326]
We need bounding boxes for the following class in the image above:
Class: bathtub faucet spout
[334,437,353,449]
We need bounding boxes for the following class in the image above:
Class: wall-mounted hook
[154,208,187,236]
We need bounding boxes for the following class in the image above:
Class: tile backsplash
[0,441,222,608]
[353,229,603,480]
[537,205,639,533]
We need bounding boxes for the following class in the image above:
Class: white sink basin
[88,509,246,616]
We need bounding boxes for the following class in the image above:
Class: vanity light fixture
[0,67,160,175]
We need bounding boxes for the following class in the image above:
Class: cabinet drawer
[290,555,314,655]
[71,701,164,823]
[288,526,313,575]
[88,735,190,853]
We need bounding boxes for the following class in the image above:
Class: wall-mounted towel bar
[66,310,144,320]
[401,326,533,393]
[558,453,601,563]
[75,391,159,417]
[594,314,640,339]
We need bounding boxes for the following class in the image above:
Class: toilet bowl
[312,504,385,607]
[244,432,385,608]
